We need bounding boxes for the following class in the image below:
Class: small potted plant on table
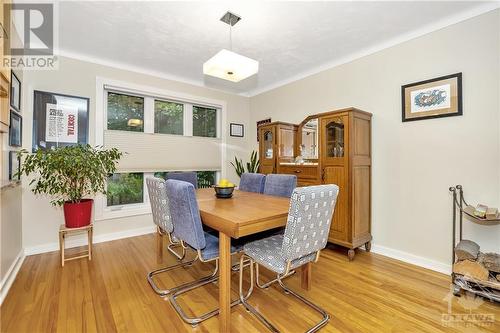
[17,145,122,228]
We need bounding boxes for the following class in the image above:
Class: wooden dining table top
[195,188,291,238]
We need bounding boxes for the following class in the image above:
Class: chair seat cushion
[198,232,243,261]
[243,234,317,274]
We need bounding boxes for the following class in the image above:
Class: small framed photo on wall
[402,73,462,122]
[230,123,244,137]
[9,111,22,147]
[10,72,21,112]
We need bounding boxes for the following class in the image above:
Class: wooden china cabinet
[258,108,372,260]
[257,122,297,174]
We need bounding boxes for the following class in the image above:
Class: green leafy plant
[230,150,260,178]
[17,145,123,206]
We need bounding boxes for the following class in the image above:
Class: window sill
[96,205,151,221]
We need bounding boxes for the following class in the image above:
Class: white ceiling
[58,1,497,96]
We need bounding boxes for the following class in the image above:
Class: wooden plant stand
[59,224,93,267]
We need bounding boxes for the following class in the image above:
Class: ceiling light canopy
[203,11,259,83]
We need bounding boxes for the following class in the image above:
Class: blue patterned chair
[146,177,198,296]
[239,172,266,193]
[167,171,198,188]
[263,174,297,198]
[238,184,340,333]
[165,179,242,326]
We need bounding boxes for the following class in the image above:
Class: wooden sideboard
[258,108,372,260]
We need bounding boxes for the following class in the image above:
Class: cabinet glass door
[279,127,294,160]
[325,117,345,158]
[263,130,274,159]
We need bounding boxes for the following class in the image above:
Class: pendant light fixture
[203,11,259,82]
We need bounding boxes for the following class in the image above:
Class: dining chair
[146,177,197,296]
[263,174,297,198]
[167,171,198,188]
[238,184,340,333]
[165,179,242,326]
[239,172,266,193]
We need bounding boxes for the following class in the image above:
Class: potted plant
[17,145,122,228]
[230,150,260,177]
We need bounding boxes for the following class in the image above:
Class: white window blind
[104,131,222,173]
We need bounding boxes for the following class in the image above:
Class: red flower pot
[63,199,93,228]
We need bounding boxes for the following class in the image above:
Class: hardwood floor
[1,234,499,332]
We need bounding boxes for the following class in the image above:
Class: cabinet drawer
[278,165,318,179]
[297,179,320,187]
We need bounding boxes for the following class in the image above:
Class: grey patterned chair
[167,171,198,188]
[239,184,340,333]
[146,177,198,296]
[239,172,266,193]
[263,174,297,198]
[166,179,242,326]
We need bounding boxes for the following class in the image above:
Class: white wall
[21,56,251,251]
[250,10,500,270]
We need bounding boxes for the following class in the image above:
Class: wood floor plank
[1,234,499,333]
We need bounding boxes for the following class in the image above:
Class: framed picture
[402,73,462,122]
[8,151,21,181]
[10,72,21,112]
[32,90,89,152]
[230,123,244,137]
[9,111,22,147]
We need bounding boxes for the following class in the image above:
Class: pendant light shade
[203,49,259,82]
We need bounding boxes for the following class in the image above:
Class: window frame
[94,77,228,221]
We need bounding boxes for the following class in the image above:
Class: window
[107,173,144,206]
[193,105,217,138]
[155,100,183,135]
[154,171,216,188]
[107,92,144,132]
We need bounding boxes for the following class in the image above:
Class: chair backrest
[281,185,339,262]
[263,174,297,198]
[165,179,206,250]
[167,172,198,189]
[146,177,173,233]
[239,173,266,193]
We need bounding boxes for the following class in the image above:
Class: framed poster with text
[32,90,89,152]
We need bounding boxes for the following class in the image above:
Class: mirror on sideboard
[300,118,319,159]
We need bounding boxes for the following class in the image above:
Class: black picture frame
[32,90,90,152]
[8,151,21,181]
[230,123,244,137]
[9,111,22,147]
[402,73,462,122]
[10,72,21,112]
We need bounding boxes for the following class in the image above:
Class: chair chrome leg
[276,277,329,333]
[255,263,296,289]
[238,255,280,333]
[169,260,240,326]
[147,254,198,296]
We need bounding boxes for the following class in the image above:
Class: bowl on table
[213,185,235,199]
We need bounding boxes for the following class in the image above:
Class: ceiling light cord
[229,23,233,51]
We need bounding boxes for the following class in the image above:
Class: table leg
[300,262,312,291]
[218,232,231,333]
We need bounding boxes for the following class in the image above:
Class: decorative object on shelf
[203,11,258,82]
[486,207,498,220]
[32,90,89,152]
[229,123,244,137]
[8,151,20,181]
[230,150,259,178]
[10,72,20,112]
[8,110,22,147]
[473,204,488,218]
[256,118,271,141]
[449,185,500,302]
[402,73,462,122]
[17,145,122,228]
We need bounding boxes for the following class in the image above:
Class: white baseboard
[24,225,156,256]
[0,250,26,305]
[371,243,451,275]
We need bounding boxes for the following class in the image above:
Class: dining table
[195,188,313,333]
